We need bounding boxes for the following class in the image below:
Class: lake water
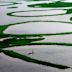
[0,0,72,72]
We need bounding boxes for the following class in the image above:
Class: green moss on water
[29,42,72,46]
[1,39,72,49]
[7,9,66,17]
[0,2,20,6]
[0,37,44,48]
[8,7,18,9]
[1,32,72,38]
[0,25,9,33]
[70,17,72,21]
[66,9,72,14]
[1,50,70,69]
[0,21,72,49]
[0,20,72,39]
[28,1,72,8]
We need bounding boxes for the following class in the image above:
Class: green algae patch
[0,25,10,34]
[1,20,72,38]
[1,50,70,69]
[29,42,72,46]
[8,7,18,9]
[7,9,66,17]
[28,1,72,8]
[1,32,72,38]
[66,9,72,14]
[0,34,11,38]
[0,37,44,48]
[70,17,72,21]
[0,2,20,6]
[1,39,72,49]
[1,21,72,38]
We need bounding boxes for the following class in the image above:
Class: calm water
[0,0,72,72]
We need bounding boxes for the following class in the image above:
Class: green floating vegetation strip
[0,34,11,38]
[0,25,10,33]
[1,20,72,35]
[1,39,72,49]
[1,31,72,38]
[28,1,72,8]
[0,20,72,39]
[0,37,44,48]
[70,17,72,21]
[0,20,71,38]
[1,50,70,69]
[0,33,43,38]
[0,2,20,6]
[7,9,66,17]
[8,7,18,9]
[66,9,72,14]
[29,42,72,46]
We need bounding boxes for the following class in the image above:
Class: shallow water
[5,45,72,67]
[1,53,60,72]
[0,0,72,72]
[4,22,72,34]
[32,34,72,43]
[12,10,66,16]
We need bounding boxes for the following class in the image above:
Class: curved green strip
[1,40,72,49]
[7,9,67,17]
[29,42,72,46]
[66,8,72,14]
[70,17,72,21]
[3,20,72,27]
[28,1,72,8]
[0,20,72,38]
[1,32,72,38]
[0,37,44,48]
[0,25,10,33]
[8,6,18,9]
[0,2,20,6]
[1,50,70,69]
